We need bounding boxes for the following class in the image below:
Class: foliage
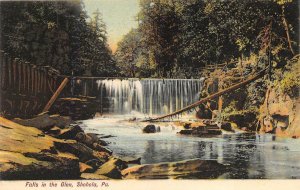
[0,1,117,76]
[115,0,299,78]
[273,55,300,97]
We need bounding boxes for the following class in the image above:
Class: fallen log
[144,68,267,122]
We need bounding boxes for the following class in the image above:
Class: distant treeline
[115,0,299,78]
[0,0,118,76]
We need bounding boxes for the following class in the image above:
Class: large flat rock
[122,159,228,179]
[0,117,80,179]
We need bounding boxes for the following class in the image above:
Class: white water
[96,79,203,116]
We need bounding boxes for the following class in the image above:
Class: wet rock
[142,125,156,133]
[220,123,233,132]
[58,125,83,139]
[183,122,191,129]
[76,132,108,147]
[95,157,128,179]
[178,125,222,136]
[98,135,116,139]
[92,143,112,155]
[178,129,193,135]
[156,126,161,132]
[122,159,227,179]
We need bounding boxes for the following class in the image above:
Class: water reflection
[83,118,300,179]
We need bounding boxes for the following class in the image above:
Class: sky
[82,0,140,53]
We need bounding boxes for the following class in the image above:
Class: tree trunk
[281,5,295,55]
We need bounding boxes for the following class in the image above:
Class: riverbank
[0,114,228,180]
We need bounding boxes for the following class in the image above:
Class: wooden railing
[0,51,61,119]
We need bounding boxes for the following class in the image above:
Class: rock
[58,125,83,139]
[81,173,111,180]
[122,159,227,179]
[190,121,206,128]
[13,113,56,131]
[228,112,257,131]
[12,113,74,131]
[45,126,61,136]
[85,159,103,170]
[76,132,108,147]
[92,143,112,155]
[0,117,81,180]
[183,122,191,129]
[95,157,128,179]
[142,125,156,133]
[178,125,222,136]
[178,129,193,135]
[156,126,161,132]
[49,115,73,129]
[54,141,107,163]
[0,151,80,180]
[79,162,94,173]
[122,157,141,165]
[98,135,116,139]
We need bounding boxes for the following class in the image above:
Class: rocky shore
[0,113,228,180]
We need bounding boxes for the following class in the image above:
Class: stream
[82,116,300,179]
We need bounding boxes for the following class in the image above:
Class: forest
[0,0,117,76]
[1,0,298,79]
[116,0,298,78]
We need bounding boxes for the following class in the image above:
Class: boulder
[178,129,193,135]
[178,125,222,136]
[54,141,107,163]
[58,125,83,139]
[183,122,191,129]
[92,143,112,155]
[122,159,227,179]
[0,151,80,180]
[221,122,234,132]
[13,113,56,131]
[85,159,103,170]
[45,126,61,136]
[94,157,128,179]
[75,132,108,147]
[142,125,156,133]
[79,162,94,173]
[0,117,81,180]
[156,126,161,132]
[12,113,74,131]
[49,115,73,129]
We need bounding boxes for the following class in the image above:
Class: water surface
[82,116,300,179]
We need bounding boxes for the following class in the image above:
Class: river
[82,116,300,179]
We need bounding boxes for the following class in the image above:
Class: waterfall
[96,78,203,116]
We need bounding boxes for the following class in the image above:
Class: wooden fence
[0,51,61,119]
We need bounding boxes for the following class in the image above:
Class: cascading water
[96,78,203,116]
